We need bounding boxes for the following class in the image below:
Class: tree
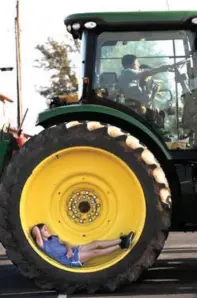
[35,36,80,99]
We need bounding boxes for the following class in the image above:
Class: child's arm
[65,244,73,258]
[31,226,43,248]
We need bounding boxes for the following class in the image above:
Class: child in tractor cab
[31,224,135,267]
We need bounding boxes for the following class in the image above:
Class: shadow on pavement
[0,263,55,296]
[1,252,197,297]
[74,256,197,297]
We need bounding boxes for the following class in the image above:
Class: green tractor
[0,10,197,294]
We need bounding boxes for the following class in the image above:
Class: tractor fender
[37,104,170,159]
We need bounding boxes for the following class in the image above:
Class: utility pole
[166,0,170,10]
[15,0,23,130]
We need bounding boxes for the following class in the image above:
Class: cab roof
[64,11,197,39]
[65,10,197,26]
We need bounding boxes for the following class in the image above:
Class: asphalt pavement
[1,232,197,298]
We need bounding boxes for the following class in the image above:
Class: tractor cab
[64,11,197,150]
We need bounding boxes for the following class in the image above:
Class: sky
[0,0,197,135]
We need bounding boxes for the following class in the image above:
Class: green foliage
[35,36,80,99]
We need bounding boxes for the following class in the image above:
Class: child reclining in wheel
[31,224,135,267]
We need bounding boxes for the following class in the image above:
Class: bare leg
[80,239,121,252]
[79,244,120,263]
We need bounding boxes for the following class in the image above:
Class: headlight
[84,21,97,29]
[67,25,72,32]
[191,17,197,24]
[72,23,80,30]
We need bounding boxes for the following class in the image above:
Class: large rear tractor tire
[0,121,171,293]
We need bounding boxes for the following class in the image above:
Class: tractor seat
[99,72,117,89]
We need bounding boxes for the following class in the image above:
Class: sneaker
[120,231,135,249]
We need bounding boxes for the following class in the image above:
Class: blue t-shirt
[42,236,67,260]
[41,235,82,267]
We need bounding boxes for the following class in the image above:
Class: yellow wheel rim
[20,147,146,272]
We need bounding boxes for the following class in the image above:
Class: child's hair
[36,223,45,231]
[30,223,45,240]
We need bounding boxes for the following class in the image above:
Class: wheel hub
[66,189,101,224]
[79,201,90,213]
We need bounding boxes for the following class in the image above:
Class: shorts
[71,245,82,267]
[58,246,82,267]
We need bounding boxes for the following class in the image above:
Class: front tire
[0,121,171,293]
